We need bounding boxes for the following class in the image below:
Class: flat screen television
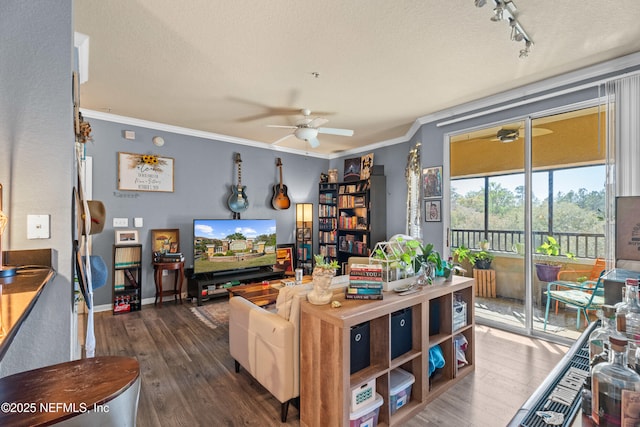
[193,218,277,275]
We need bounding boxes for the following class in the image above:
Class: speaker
[391,307,413,359]
[350,321,370,374]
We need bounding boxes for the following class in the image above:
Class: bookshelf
[336,175,386,273]
[318,182,338,264]
[112,244,142,314]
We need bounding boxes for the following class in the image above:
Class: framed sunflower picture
[117,152,174,192]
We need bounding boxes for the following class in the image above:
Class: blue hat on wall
[82,255,108,289]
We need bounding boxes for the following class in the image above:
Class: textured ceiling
[74,0,640,155]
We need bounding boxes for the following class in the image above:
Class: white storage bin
[389,368,415,415]
[453,299,467,331]
[350,392,383,427]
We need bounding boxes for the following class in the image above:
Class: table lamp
[0,184,17,278]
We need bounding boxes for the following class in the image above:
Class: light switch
[27,214,50,239]
[113,217,128,227]
[134,217,143,227]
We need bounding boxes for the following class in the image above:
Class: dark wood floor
[94,299,568,426]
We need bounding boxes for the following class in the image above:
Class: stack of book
[154,252,185,263]
[346,263,383,300]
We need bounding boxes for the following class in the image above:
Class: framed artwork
[118,152,175,192]
[151,228,180,254]
[276,243,296,273]
[425,200,441,222]
[423,166,443,198]
[343,157,362,182]
[115,229,140,244]
[296,228,312,241]
[360,153,374,180]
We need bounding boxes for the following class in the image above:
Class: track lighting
[519,40,532,59]
[475,0,534,58]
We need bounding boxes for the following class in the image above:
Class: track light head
[490,4,504,21]
[474,0,487,7]
[519,40,532,59]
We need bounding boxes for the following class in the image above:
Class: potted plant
[471,250,494,270]
[308,255,340,305]
[534,236,574,282]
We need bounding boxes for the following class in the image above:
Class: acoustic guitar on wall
[228,153,249,217]
[271,157,291,210]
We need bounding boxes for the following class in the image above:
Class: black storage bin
[391,307,413,359]
[350,321,371,374]
[429,299,440,336]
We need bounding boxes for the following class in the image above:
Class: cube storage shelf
[300,275,475,427]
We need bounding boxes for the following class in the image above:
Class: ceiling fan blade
[272,133,294,145]
[308,137,320,148]
[318,127,354,137]
[267,125,298,129]
[308,117,329,128]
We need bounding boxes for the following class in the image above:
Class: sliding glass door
[449,106,606,341]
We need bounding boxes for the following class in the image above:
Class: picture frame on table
[150,228,180,254]
[423,166,443,198]
[276,243,296,273]
[425,200,441,222]
[115,229,140,245]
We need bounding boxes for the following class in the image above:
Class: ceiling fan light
[294,127,318,141]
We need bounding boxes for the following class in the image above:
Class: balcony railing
[450,229,605,259]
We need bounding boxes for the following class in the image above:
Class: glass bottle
[590,305,617,365]
[592,336,640,426]
[616,281,640,371]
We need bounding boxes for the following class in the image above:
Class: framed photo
[276,243,296,273]
[425,200,441,222]
[616,196,640,261]
[118,152,175,192]
[151,228,180,254]
[423,166,443,198]
[297,228,312,241]
[115,229,140,244]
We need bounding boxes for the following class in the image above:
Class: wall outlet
[134,217,143,227]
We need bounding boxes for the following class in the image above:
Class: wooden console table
[153,261,184,307]
[300,275,475,427]
[228,276,312,307]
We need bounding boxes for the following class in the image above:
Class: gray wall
[85,119,332,306]
[0,0,73,375]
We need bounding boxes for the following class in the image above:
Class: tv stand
[186,266,285,306]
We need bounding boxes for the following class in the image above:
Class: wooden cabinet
[336,175,386,271]
[112,244,142,314]
[300,275,474,427]
[318,182,338,264]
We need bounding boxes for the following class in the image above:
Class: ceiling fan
[491,126,553,143]
[268,109,354,148]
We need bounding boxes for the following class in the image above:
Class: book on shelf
[348,281,384,289]
[123,268,138,287]
[345,292,383,300]
[346,286,383,295]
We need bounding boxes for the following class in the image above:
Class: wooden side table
[153,261,184,307]
[0,356,140,426]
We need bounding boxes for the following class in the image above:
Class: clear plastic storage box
[349,392,383,427]
[389,368,415,415]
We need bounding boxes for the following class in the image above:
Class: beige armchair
[229,277,348,422]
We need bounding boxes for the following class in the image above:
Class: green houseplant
[471,250,494,270]
[534,236,575,282]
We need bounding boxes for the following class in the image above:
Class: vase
[417,262,436,286]
[308,267,336,305]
